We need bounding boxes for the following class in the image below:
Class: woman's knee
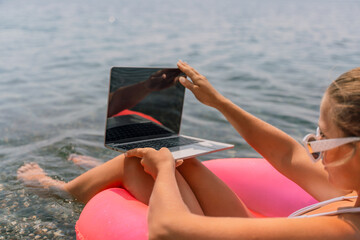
[122,156,154,204]
[177,157,205,174]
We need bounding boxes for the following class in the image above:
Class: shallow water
[1,0,360,238]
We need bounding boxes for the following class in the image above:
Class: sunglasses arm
[307,137,360,153]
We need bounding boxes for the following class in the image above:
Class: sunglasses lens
[307,136,321,161]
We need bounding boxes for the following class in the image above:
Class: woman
[18,61,360,239]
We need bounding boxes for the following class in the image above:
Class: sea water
[1,0,360,238]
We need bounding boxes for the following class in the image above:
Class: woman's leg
[68,154,102,169]
[63,154,125,203]
[17,163,72,199]
[65,154,203,213]
[18,154,252,217]
[65,154,253,217]
[18,154,204,215]
[177,157,253,218]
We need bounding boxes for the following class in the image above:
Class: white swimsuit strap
[288,196,358,218]
[291,207,360,218]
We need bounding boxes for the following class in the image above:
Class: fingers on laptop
[125,148,154,158]
[177,60,199,79]
[175,159,184,167]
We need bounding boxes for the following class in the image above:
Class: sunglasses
[302,127,360,163]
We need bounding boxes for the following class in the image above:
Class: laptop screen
[105,67,186,144]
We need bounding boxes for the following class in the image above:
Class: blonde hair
[326,67,360,137]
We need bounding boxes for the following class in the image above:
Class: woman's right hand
[125,147,176,179]
[177,60,225,108]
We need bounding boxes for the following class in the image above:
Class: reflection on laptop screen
[105,67,185,144]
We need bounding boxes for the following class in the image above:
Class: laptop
[104,67,234,160]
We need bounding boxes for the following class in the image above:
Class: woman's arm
[125,148,193,239]
[177,60,347,200]
[147,165,193,239]
[163,213,359,240]
[212,97,347,199]
[126,148,359,240]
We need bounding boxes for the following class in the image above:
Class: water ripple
[1,0,360,238]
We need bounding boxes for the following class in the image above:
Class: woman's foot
[17,163,72,199]
[68,154,102,169]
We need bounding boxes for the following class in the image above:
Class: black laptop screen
[105,67,185,144]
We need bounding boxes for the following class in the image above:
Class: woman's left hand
[126,148,180,179]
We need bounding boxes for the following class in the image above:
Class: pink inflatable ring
[75,158,317,240]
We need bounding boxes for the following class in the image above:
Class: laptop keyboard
[106,122,171,142]
[115,136,200,150]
